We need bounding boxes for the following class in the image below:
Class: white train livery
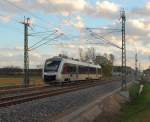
[43,57,102,84]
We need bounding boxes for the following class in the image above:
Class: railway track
[0,85,48,95]
[0,79,121,108]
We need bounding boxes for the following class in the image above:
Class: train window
[89,67,96,74]
[79,66,88,74]
[62,63,76,74]
[69,64,76,74]
[44,60,61,72]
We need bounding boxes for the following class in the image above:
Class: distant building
[112,66,122,76]
[143,68,150,81]
[112,66,134,77]
[144,68,150,76]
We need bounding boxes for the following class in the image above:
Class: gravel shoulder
[0,81,121,122]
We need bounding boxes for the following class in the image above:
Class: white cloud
[74,20,85,29]
[0,15,13,23]
[76,16,82,20]
[49,0,87,11]
[130,19,145,30]
[37,0,47,4]
[145,1,150,10]
[129,19,150,31]
[93,1,120,19]
[63,15,85,29]
[10,0,22,2]
[36,0,88,16]
[0,47,52,68]
[96,1,119,13]
[0,0,121,21]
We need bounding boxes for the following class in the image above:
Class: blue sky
[0,0,149,69]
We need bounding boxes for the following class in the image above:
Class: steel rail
[0,85,48,95]
[0,80,116,108]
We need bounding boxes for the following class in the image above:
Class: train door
[62,63,69,81]
[69,64,77,81]
[76,65,79,80]
[87,67,90,79]
[96,68,98,78]
[94,67,97,79]
[62,63,77,81]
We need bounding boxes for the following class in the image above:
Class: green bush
[116,83,150,122]
[101,63,112,77]
[129,83,139,100]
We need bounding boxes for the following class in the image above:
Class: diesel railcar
[43,57,102,84]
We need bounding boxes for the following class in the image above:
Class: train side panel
[58,62,102,82]
[43,57,102,84]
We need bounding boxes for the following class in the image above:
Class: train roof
[47,57,101,68]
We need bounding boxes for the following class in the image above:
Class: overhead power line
[2,0,74,38]
[29,34,63,51]
[29,31,58,49]
[0,13,54,37]
[4,0,44,22]
[31,23,51,31]
[48,42,108,46]
[3,0,51,30]
[94,30,121,37]
[86,27,121,31]
[86,28,121,49]
[29,30,57,36]
[92,34,121,49]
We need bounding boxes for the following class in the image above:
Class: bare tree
[58,53,68,59]
[79,48,84,61]
[109,54,115,65]
[79,47,96,62]
[104,53,108,59]
[84,47,96,62]
[88,47,96,61]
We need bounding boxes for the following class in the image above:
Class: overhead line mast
[121,10,127,89]
[21,17,30,87]
[135,52,138,80]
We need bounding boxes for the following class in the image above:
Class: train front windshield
[44,60,61,72]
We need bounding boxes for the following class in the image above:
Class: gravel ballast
[0,81,121,122]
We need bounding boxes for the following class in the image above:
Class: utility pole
[22,17,30,87]
[121,10,127,89]
[135,53,138,80]
[139,62,141,76]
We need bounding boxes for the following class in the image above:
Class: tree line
[0,66,42,76]
[59,47,115,77]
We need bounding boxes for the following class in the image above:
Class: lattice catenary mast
[135,53,138,80]
[22,17,30,87]
[121,10,127,89]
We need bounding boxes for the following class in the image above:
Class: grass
[0,75,43,87]
[115,83,150,122]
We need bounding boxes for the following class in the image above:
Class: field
[115,82,150,122]
[0,75,43,87]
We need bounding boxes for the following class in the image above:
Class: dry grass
[0,75,43,87]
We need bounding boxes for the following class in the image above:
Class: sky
[0,0,149,70]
